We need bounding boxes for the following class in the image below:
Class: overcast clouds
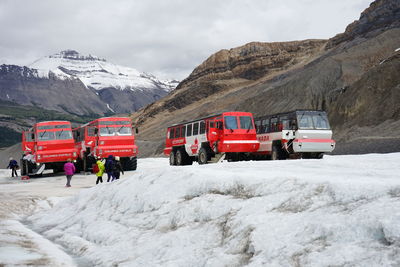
[0,0,372,80]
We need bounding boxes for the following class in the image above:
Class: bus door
[207,119,223,152]
[22,131,35,153]
[85,126,97,152]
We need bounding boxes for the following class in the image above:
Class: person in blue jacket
[105,155,116,182]
[7,157,19,177]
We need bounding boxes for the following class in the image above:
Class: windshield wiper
[246,123,251,133]
[40,130,47,138]
[58,129,64,138]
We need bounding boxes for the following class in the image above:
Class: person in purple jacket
[64,159,76,187]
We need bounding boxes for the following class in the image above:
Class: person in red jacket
[64,159,76,187]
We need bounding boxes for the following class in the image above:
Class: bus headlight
[38,146,43,150]
[100,141,104,145]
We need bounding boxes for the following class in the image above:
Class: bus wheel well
[271,141,288,160]
[201,142,214,155]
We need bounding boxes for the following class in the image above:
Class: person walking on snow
[111,156,124,181]
[7,157,19,177]
[95,157,105,184]
[105,155,116,182]
[64,159,76,187]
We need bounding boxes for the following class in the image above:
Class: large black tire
[20,159,27,176]
[75,158,83,173]
[271,144,288,160]
[198,147,208,165]
[123,157,137,171]
[169,151,176,166]
[271,145,279,160]
[177,148,192,166]
[176,149,184,166]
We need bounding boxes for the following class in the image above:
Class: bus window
[54,124,70,129]
[186,124,192,136]
[88,127,97,136]
[270,117,278,132]
[181,126,186,137]
[239,116,254,130]
[209,121,215,128]
[262,119,270,133]
[38,131,55,141]
[38,125,54,130]
[99,127,116,136]
[168,128,174,139]
[199,121,205,134]
[175,127,181,138]
[193,123,199,135]
[117,126,132,135]
[255,121,261,133]
[224,116,238,130]
[24,132,34,142]
[297,114,314,129]
[55,130,73,140]
[312,114,330,129]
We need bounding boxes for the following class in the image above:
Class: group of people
[6,155,124,187]
[94,155,124,184]
[63,154,124,187]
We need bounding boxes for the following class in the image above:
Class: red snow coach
[73,117,138,172]
[21,121,77,176]
[253,110,335,160]
[164,111,260,165]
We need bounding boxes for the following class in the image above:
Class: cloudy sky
[0,0,372,80]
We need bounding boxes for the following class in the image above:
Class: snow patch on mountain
[29,50,177,92]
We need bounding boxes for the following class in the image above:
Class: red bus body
[165,111,260,165]
[21,121,77,175]
[73,117,138,171]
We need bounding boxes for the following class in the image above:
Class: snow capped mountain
[0,50,178,116]
[29,50,178,92]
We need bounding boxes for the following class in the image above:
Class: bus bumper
[293,139,335,153]
[220,140,260,153]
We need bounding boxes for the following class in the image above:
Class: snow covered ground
[1,154,400,266]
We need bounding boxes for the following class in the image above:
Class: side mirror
[94,128,98,134]
[135,128,139,134]
[76,132,80,137]
[31,133,35,140]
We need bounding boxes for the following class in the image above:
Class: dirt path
[0,170,98,266]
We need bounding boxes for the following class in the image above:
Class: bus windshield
[38,130,73,141]
[297,112,330,130]
[239,116,254,130]
[55,130,73,140]
[99,126,132,136]
[38,131,55,141]
[224,116,238,130]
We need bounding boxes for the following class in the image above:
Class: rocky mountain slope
[132,0,400,157]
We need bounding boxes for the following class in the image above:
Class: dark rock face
[0,65,108,115]
[97,87,168,114]
[133,0,400,156]
[326,0,400,49]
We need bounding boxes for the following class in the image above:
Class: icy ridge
[28,154,400,266]
[29,50,177,92]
